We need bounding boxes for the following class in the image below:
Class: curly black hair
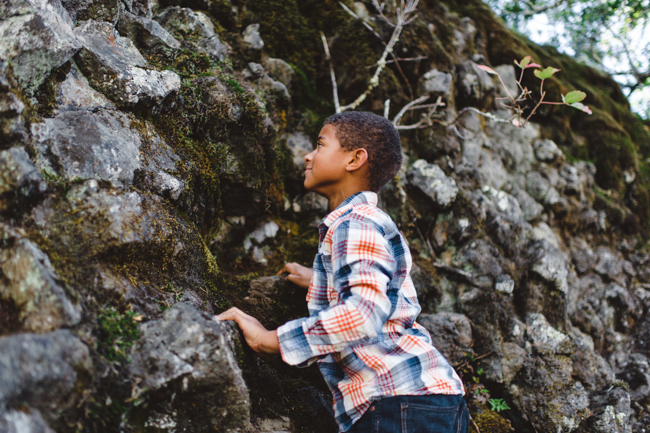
[323,111,402,192]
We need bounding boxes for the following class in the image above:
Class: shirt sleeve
[277,218,395,366]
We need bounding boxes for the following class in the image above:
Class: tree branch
[320,32,340,113]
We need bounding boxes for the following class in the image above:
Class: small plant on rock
[489,398,511,412]
[97,307,141,362]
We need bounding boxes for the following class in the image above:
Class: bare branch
[372,0,394,26]
[395,96,445,130]
[340,0,420,111]
[392,95,429,125]
[383,99,391,118]
[320,31,340,113]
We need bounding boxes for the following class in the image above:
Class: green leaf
[489,398,511,412]
[563,90,587,104]
[570,102,593,114]
[519,56,531,69]
[534,67,560,80]
[476,64,498,75]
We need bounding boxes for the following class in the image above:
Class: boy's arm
[217,307,279,354]
[277,219,395,366]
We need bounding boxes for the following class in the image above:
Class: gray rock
[243,23,264,50]
[528,238,569,293]
[481,185,525,222]
[285,132,312,169]
[525,171,565,208]
[407,159,458,207]
[534,139,563,163]
[32,110,142,187]
[526,313,571,355]
[292,192,328,213]
[0,408,55,433]
[495,273,515,293]
[595,247,624,281]
[571,237,597,274]
[197,36,230,62]
[569,326,614,392]
[0,147,47,212]
[0,224,80,333]
[419,69,453,103]
[577,385,631,433]
[155,7,216,39]
[263,58,295,88]
[74,20,180,110]
[452,239,503,287]
[485,116,538,175]
[418,312,473,363]
[243,220,279,252]
[482,341,526,385]
[511,187,544,221]
[494,64,519,101]
[456,60,495,106]
[613,353,650,401]
[61,0,119,23]
[128,303,250,433]
[243,62,290,103]
[0,0,81,90]
[0,66,28,146]
[32,109,185,194]
[52,62,114,112]
[0,330,92,412]
[117,11,181,58]
[127,0,158,19]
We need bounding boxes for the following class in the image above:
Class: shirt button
[370,406,375,412]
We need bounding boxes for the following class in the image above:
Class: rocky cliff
[1,0,650,432]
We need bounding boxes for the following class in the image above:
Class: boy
[218,112,467,433]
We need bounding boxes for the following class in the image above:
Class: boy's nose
[304,149,315,164]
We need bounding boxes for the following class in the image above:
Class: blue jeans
[348,394,469,433]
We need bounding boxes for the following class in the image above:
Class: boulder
[418,312,473,363]
[127,303,250,433]
[456,60,495,107]
[243,62,290,104]
[0,225,80,333]
[569,326,614,391]
[243,23,264,50]
[263,58,295,88]
[576,385,632,433]
[419,69,453,104]
[0,63,29,147]
[117,11,181,58]
[0,330,92,413]
[452,238,503,288]
[0,0,81,90]
[32,109,185,196]
[155,6,215,38]
[525,171,565,208]
[51,62,114,112]
[61,0,119,23]
[407,159,458,207]
[510,187,544,221]
[0,147,47,213]
[534,139,563,163]
[74,20,180,110]
[0,408,55,433]
[285,132,312,169]
[528,238,569,293]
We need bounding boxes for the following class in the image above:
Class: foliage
[97,308,140,362]
[486,0,650,117]
[489,398,512,412]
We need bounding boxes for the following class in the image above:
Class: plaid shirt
[277,192,464,432]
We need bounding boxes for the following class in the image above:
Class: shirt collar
[321,191,377,228]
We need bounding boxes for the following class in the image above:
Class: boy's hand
[216,307,280,355]
[277,263,313,289]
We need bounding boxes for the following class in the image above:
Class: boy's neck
[325,186,369,212]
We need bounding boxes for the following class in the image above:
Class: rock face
[0,330,92,416]
[1,0,650,432]
[0,0,81,90]
[128,303,250,433]
[74,20,180,109]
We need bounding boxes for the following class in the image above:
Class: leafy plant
[477,55,592,128]
[489,398,511,412]
[97,307,141,362]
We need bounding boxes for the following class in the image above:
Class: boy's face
[304,124,352,196]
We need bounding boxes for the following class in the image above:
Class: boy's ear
[345,148,368,172]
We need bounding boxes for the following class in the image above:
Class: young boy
[218,112,467,433]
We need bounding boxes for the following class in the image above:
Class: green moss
[97,307,140,362]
